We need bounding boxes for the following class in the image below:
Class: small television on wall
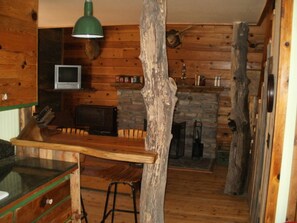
[54,65,81,90]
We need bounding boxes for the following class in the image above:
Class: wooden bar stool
[100,129,146,223]
[100,164,142,223]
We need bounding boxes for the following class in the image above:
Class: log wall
[62,24,265,148]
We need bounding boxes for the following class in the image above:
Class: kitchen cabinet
[0,0,38,111]
[0,212,12,222]
[0,157,77,222]
[14,180,71,223]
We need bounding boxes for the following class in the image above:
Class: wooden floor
[81,164,249,223]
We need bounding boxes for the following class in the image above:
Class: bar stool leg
[101,182,113,223]
[111,183,118,223]
[81,194,88,223]
[131,183,138,223]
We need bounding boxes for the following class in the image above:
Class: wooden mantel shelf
[112,82,227,93]
[176,85,226,93]
[111,83,144,90]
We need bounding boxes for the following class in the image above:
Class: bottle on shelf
[214,76,218,86]
[181,63,186,80]
[195,74,201,86]
[217,76,221,87]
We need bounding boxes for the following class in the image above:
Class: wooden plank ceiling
[38,0,267,28]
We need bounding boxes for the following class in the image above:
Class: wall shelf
[43,88,96,93]
[111,83,227,93]
[177,85,227,93]
[111,83,144,90]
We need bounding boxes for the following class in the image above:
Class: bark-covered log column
[225,22,251,195]
[139,0,177,222]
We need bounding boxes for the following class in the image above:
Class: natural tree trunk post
[139,0,177,222]
[225,22,251,195]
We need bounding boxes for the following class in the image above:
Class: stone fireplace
[117,89,219,159]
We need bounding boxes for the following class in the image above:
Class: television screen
[54,65,81,89]
[58,67,79,82]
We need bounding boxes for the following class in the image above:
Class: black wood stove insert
[75,105,118,136]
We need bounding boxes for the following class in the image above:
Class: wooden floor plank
[81,164,249,223]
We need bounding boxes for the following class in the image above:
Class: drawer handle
[46,198,53,205]
[40,197,54,207]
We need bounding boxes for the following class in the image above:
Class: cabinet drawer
[37,198,72,223]
[15,180,70,222]
[0,211,13,223]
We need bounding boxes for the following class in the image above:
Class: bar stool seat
[99,129,146,223]
[100,164,142,223]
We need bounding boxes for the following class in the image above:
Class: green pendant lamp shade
[72,0,104,38]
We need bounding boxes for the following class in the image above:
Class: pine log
[139,0,178,222]
[225,22,251,195]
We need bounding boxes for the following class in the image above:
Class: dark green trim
[0,102,37,111]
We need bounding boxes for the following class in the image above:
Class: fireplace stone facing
[117,89,219,159]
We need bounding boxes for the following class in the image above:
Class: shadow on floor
[168,157,215,173]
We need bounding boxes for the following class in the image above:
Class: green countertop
[0,156,77,209]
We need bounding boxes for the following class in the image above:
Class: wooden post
[224,22,251,195]
[139,0,177,222]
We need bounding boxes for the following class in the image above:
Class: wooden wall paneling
[62,26,142,110]
[0,0,37,21]
[62,24,265,148]
[0,0,38,109]
[91,58,142,67]
[62,94,118,110]
[166,24,234,34]
[265,0,293,221]
[167,50,231,61]
[89,65,143,75]
[62,90,118,108]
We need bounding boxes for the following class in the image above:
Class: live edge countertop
[0,156,77,211]
[11,133,157,164]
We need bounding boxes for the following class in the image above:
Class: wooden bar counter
[9,117,156,164]
[11,133,156,164]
